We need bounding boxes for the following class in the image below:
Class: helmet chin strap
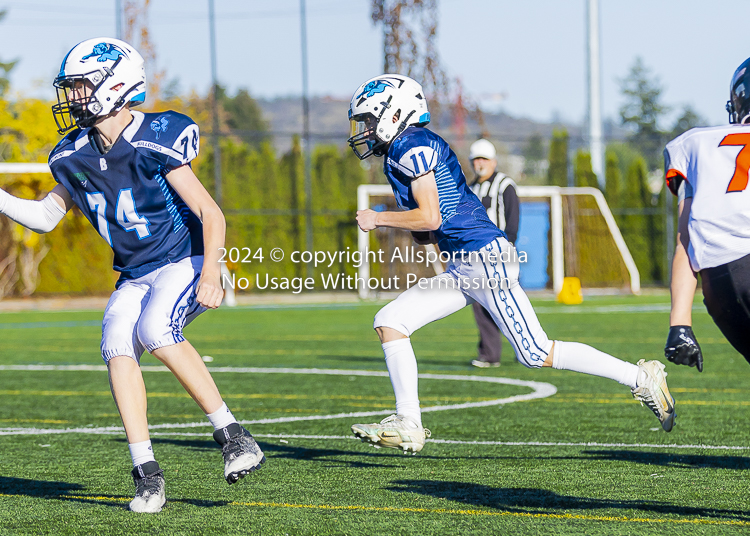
[394,110,416,138]
[111,82,144,111]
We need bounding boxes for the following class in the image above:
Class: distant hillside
[257,96,624,159]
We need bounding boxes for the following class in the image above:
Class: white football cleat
[351,414,431,454]
[213,423,266,484]
[632,359,676,432]
[129,461,166,513]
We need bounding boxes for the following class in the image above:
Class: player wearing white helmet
[665,56,750,371]
[0,38,264,513]
[348,74,676,454]
[52,39,146,134]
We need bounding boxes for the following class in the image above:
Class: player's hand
[664,325,703,372]
[356,209,379,232]
[196,270,224,309]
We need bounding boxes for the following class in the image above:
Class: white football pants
[374,237,552,368]
[101,256,206,363]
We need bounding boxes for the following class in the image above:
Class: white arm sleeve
[0,189,67,233]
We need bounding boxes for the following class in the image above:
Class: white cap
[469,139,496,160]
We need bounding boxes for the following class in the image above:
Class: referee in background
[468,139,520,367]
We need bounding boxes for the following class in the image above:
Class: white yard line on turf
[0,365,555,434]
[2,426,748,451]
[7,365,745,451]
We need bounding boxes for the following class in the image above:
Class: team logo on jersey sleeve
[150,116,170,140]
[81,43,126,63]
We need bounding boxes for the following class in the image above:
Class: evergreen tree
[670,105,704,140]
[621,156,663,284]
[604,150,621,208]
[218,86,270,148]
[623,158,649,212]
[547,129,569,187]
[523,133,545,177]
[279,136,303,276]
[574,150,597,188]
[619,57,668,169]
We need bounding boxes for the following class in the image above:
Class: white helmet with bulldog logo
[348,74,430,159]
[52,37,146,134]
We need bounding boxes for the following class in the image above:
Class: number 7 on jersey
[720,133,750,193]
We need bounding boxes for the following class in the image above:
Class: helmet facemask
[348,112,389,159]
[52,74,104,134]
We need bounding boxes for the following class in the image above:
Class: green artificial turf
[0,295,748,535]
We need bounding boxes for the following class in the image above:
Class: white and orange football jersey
[665,124,750,271]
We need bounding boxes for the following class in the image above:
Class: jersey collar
[122,111,144,142]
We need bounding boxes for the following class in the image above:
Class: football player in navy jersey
[0,38,263,513]
[347,75,677,453]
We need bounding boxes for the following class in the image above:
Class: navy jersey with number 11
[48,110,204,285]
[384,126,503,254]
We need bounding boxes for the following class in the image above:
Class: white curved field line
[0,365,555,436]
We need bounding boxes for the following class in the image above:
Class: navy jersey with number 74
[48,110,204,286]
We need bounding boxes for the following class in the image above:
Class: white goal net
[357,184,639,299]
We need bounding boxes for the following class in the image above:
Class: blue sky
[0,0,746,126]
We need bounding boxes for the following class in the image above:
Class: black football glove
[664,325,703,372]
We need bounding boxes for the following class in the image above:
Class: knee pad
[101,319,145,363]
[136,312,181,353]
[373,301,410,337]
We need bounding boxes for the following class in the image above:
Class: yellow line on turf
[0,418,69,424]
[0,495,740,526]
[227,500,750,526]
[61,495,129,502]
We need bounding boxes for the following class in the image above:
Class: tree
[574,150,597,188]
[619,57,669,169]
[370,0,445,97]
[621,156,664,284]
[0,11,17,97]
[0,98,114,297]
[369,1,483,129]
[670,105,705,140]
[523,134,545,177]
[604,150,621,208]
[547,129,569,187]
[219,87,270,148]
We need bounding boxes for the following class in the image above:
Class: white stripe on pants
[101,256,206,363]
[374,238,552,368]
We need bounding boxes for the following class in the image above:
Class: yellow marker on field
[557,277,583,305]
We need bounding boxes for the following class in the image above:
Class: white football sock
[206,402,237,431]
[383,338,422,427]
[552,341,639,389]
[129,439,156,468]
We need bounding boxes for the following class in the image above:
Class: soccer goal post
[356,183,640,299]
